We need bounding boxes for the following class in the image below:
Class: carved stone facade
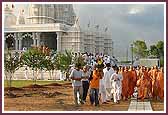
[4,4,113,56]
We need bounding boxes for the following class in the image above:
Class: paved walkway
[128,99,153,111]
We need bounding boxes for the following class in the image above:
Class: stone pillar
[14,33,18,50]
[36,33,40,46]
[33,39,36,46]
[56,32,62,52]
[4,34,6,49]
[15,40,18,50]
[37,39,40,46]
[17,33,22,50]
[32,32,36,46]
[19,38,22,50]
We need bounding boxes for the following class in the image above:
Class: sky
[8,3,164,61]
[73,4,164,60]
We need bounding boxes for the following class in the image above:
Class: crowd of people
[69,54,164,106]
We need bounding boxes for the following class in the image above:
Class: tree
[156,41,164,58]
[133,40,148,58]
[22,47,46,84]
[73,53,86,68]
[52,50,73,80]
[149,45,159,57]
[43,56,55,80]
[149,41,164,66]
[55,50,73,72]
[4,50,22,92]
[149,41,164,58]
[156,41,164,66]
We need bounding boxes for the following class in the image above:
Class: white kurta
[99,78,107,103]
[111,72,123,103]
[103,67,115,100]
[103,68,114,88]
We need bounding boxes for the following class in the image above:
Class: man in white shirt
[111,68,123,104]
[103,63,115,101]
[69,63,84,106]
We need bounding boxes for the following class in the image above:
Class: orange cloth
[137,70,143,80]
[137,77,148,100]
[90,70,102,89]
[156,71,164,100]
[128,70,137,96]
[122,71,129,98]
[147,70,153,95]
[151,69,158,98]
[148,70,152,79]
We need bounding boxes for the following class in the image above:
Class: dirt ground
[4,83,164,111]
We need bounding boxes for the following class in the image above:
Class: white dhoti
[103,68,114,101]
[99,79,107,103]
[106,88,112,101]
[112,81,121,103]
[111,73,123,103]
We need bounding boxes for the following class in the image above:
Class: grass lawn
[4,80,71,88]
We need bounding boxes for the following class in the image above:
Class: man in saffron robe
[128,66,137,98]
[151,66,158,100]
[156,67,164,101]
[121,66,129,101]
[137,67,148,101]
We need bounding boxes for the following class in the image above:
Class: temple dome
[4,4,17,27]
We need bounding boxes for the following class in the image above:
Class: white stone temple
[4,4,113,56]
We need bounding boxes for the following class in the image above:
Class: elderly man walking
[70,63,84,106]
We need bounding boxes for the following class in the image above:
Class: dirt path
[4,83,164,111]
[4,84,130,111]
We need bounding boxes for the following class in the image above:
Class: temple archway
[5,33,15,50]
[22,33,33,49]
